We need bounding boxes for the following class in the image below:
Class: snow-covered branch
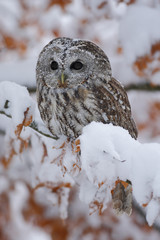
[1,81,160,227]
[0,109,58,139]
[0,81,58,140]
[80,122,160,226]
[29,121,58,140]
[1,1,160,239]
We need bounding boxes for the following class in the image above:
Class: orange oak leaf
[15,107,33,138]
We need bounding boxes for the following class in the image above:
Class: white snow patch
[80,122,160,225]
[0,81,35,126]
[119,5,160,63]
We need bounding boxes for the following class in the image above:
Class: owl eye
[70,61,83,70]
[50,61,58,70]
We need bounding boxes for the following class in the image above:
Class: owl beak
[61,72,65,85]
[59,72,67,87]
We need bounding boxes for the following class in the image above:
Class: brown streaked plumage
[36,37,137,140]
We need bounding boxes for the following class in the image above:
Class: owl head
[36,37,112,89]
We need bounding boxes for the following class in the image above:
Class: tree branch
[27,83,160,94]
[0,110,11,119]
[2,82,160,138]
[0,110,59,140]
[133,201,160,233]
[125,83,160,92]
[29,121,58,140]
[0,129,5,135]
[27,87,37,93]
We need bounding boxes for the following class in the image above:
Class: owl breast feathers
[36,37,138,140]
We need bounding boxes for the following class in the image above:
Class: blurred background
[0,0,160,239]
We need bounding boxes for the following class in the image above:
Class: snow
[0,175,9,193]
[9,181,51,240]
[80,122,160,226]
[1,0,160,239]
[1,88,158,226]
[128,91,160,142]
[1,1,160,86]
[0,81,35,126]
[0,0,22,34]
[119,5,160,63]
[0,58,36,87]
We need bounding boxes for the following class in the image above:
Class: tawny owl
[36,37,137,140]
[36,37,138,216]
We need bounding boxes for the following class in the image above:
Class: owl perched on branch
[36,37,137,216]
[36,37,137,140]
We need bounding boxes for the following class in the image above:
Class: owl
[36,37,137,140]
[36,37,138,216]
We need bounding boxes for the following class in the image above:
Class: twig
[125,83,160,92]
[133,200,160,232]
[0,110,58,140]
[0,129,5,135]
[30,121,58,140]
[27,83,160,94]
[0,110,11,119]
[27,87,37,93]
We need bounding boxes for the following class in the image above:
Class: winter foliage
[1,0,160,240]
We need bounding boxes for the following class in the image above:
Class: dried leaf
[19,137,30,153]
[1,139,17,168]
[33,181,72,193]
[117,46,123,54]
[3,34,27,55]
[117,0,136,5]
[133,42,160,78]
[89,200,103,215]
[98,1,107,9]
[15,107,33,137]
[47,0,72,10]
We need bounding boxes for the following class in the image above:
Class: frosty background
[0,1,160,240]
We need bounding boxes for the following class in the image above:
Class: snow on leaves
[1,82,160,227]
[0,81,35,126]
[1,1,160,239]
[80,122,160,226]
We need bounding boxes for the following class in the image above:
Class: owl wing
[94,77,138,139]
